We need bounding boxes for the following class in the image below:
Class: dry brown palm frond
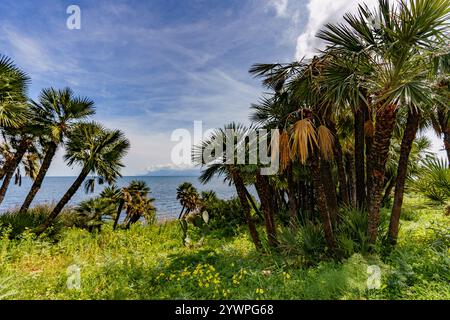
[317,125,334,160]
[290,119,317,164]
[279,130,291,171]
[364,120,375,137]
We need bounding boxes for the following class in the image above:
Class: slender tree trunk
[320,160,339,225]
[381,175,396,207]
[367,104,398,244]
[113,200,125,230]
[232,171,261,250]
[354,106,366,209]
[244,187,263,220]
[437,109,450,166]
[177,205,186,220]
[329,121,349,206]
[310,158,336,251]
[444,132,450,166]
[255,170,278,247]
[38,166,91,234]
[287,165,298,225]
[0,139,29,205]
[388,109,420,245]
[364,105,374,198]
[345,153,357,208]
[19,143,58,213]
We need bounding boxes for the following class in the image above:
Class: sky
[0,0,445,176]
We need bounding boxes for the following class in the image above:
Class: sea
[0,176,238,220]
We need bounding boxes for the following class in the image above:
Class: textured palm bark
[232,171,261,250]
[328,121,349,206]
[243,187,263,220]
[287,165,299,225]
[364,105,374,199]
[255,170,278,247]
[310,158,336,251]
[354,107,366,209]
[345,153,357,208]
[0,139,29,205]
[38,166,91,234]
[444,132,450,167]
[320,160,338,225]
[381,176,396,207]
[20,142,58,213]
[388,109,420,245]
[367,104,398,244]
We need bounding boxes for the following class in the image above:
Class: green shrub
[279,220,327,265]
[336,207,389,257]
[413,158,450,203]
[0,205,62,239]
[203,197,248,232]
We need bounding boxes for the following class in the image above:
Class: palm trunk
[19,143,58,213]
[0,139,29,205]
[232,171,261,250]
[345,153,357,207]
[388,109,420,245]
[381,175,396,207]
[255,170,278,247]
[320,160,338,225]
[177,205,186,220]
[329,121,349,206]
[367,104,398,244]
[444,132,450,167]
[38,166,90,234]
[354,106,366,209]
[244,187,263,220]
[364,106,374,198]
[287,165,298,225]
[310,158,336,251]
[113,199,125,230]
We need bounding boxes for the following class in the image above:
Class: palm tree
[176,182,200,219]
[19,88,95,213]
[0,55,29,129]
[121,180,156,228]
[37,122,130,233]
[193,123,262,250]
[317,0,450,243]
[0,125,40,205]
[74,198,115,232]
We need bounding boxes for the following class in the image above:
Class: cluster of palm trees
[194,0,449,252]
[0,55,130,233]
[74,180,156,231]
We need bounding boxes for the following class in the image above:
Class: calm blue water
[0,176,237,220]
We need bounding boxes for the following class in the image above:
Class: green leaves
[0,55,30,128]
[64,122,130,184]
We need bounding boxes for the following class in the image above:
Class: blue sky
[0,0,444,175]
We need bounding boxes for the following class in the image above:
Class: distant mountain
[145,167,201,177]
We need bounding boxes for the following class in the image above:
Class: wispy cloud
[267,0,289,17]
[0,0,298,175]
[295,0,378,60]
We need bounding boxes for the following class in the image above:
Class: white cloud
[268,0,289,17]
[295,0,378,60]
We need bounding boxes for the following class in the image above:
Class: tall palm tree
[317,0,450,243]
[0,125,40,205]
[193,123,262,250]
[19,88,95,213]
[176,182,200,219]
[38,122,129,233]
[121,180,156,228]
[0,55,32,204]
[0,55,29,129]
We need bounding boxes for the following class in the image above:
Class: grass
[0,196,448,300]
